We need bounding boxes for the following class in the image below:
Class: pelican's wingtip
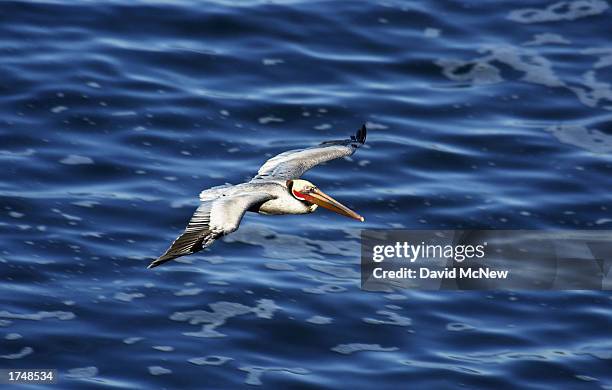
[357,124,367,144]
[147,259,161,269]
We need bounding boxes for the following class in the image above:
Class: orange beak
[297,188,364,222]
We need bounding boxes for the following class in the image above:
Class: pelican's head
[287,179,365,222]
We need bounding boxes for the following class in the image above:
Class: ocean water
[1,0,612,388]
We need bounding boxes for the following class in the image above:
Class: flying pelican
[148,124,367,268]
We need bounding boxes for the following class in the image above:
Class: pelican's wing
[253,124,366,180]
[148,192,275,268]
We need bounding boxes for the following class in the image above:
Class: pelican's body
[148,125,367,268]
[200,180,316,216]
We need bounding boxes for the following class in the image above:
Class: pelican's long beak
[302,188,365,222]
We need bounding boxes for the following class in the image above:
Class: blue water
[1,0,612,388]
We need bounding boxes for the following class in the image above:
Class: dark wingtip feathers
[147,255,175,269]
[358,124,366,144]
[349,124,367,145]
[321,124,367,147]
[147,259,163,269]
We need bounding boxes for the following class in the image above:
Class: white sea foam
[71,200,100,208]
[51,209,82,221]
[174,288,203,296]
[225,224,358,259]
[67,366,98,379]
[239,366,309,386]
[264,262,296,271]
[0,310,75,321]
[546,124,612,154]
[152,345,174,352]
[1,347,33,359]
[363,310,411,326]
[123,337,144,345]
[582,48,612,69]
[306,315,333,324]
[258,115,284,124]
[60,155,94,165]
[569,70,612,109]
[188,355,233,366]
[424,28,441,38]
[439,44,561,86]
[170,299,279,338]
[148,366,172,375]
[508,0,609,23]
[0,148,35,158]
[51,106,68,113]
[113,292,145,302]
[331,343,398,355]
[111,111,137,116]
[523,33,571,46]
[438,44,612,110]
[366,121,389,130]
[262,58,284,66]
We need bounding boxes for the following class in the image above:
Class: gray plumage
[254,124,366,180]
[148,124,366,268]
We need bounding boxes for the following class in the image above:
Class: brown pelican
[148,124,367,268]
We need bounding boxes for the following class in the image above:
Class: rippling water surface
[1,0,612,388]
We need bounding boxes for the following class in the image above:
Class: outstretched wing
[148,192,275,268]
[253,124,367,181]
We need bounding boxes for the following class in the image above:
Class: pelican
[148,124,367,268]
